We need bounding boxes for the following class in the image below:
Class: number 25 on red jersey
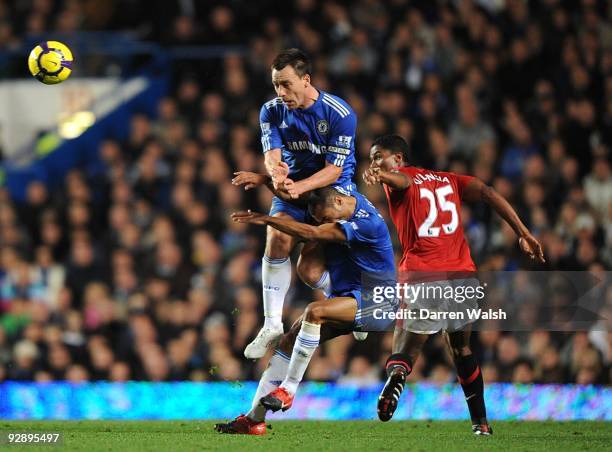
[417,185,459,237]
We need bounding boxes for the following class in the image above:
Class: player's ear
[303,74,310,87]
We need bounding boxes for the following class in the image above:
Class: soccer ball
[28,41,74,85]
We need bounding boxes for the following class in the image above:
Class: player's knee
[265,227,292,258]
[296,258,323,287]
[303,302,325,323]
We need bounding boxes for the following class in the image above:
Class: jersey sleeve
[455,173,476,197]
[259,104,284,153]
[383,181,405,206]
[325,112,357,167]
[336,216,378,246]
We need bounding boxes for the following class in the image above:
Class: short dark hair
[308,187,344,210]
[371,134,410,162]
[271,48,312,78]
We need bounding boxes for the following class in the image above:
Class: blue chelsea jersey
[259,91,357,189]
[325,191,396,296]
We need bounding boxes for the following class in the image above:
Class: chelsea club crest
[316,120,329,135]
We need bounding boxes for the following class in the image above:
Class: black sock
[385,353,413,378]
[455,354,487,424]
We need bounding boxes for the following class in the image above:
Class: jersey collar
[297,89,322,112]
[347,193,360,220]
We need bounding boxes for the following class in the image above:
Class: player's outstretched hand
[232,172,267,190]
[362,167,380,185]
[231,210,267,225]
[272,161,290,185]
[519,233,545,263]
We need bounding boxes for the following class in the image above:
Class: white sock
[281,321,321,395]
[262,256,291,330]
[247,350,290,422]
[309,271,332,297]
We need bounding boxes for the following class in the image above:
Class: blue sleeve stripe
[264,97,283,109]
[334,186,351,196]
[323,94,350,115]
[322,99,347,118]
[323,94,350,117]
[333,154,346,166]
[337,221,353,243]
[261,135,270,152]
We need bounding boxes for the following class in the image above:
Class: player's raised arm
[363,167,411,191]
[260,103,288,186]
[231,210,346,242]
[462,178,545,263]
[264,149,282,179]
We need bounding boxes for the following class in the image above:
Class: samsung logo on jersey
[288,141,325,153]
[287,141,351,155]
[413,173,450,185]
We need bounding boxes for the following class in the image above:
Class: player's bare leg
[260,297,357,412]
[377,329,429,421]
[245,212,297,359]
[297,242,367,341]
[297,241,331,296]
[446,327,492,436]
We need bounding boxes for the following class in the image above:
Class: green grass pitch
[1,421,610,451]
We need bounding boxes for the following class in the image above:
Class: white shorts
[398,278,483,334]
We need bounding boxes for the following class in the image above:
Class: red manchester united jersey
[384,166,476,273]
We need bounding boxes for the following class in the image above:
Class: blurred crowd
[0,0,611,386]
